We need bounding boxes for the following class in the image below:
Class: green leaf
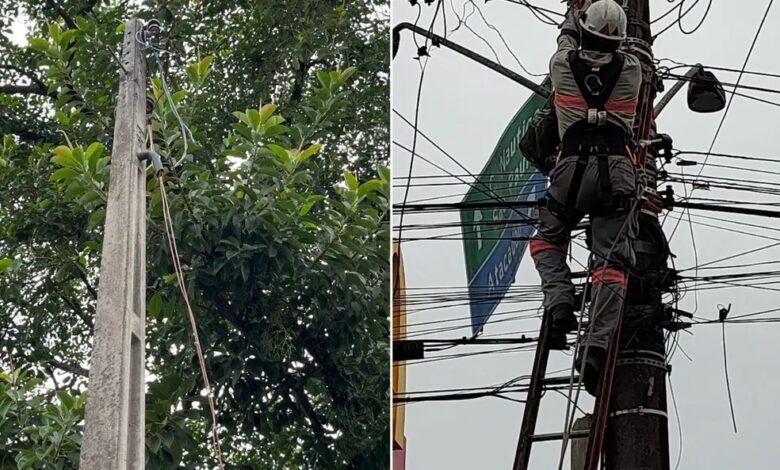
[148,292,163,316]
[29,38,49,51]
[258,103,278,124]
[299,196,324,216]
[115,22,126,33]
[49,23,61,43]
[316,70,331,88]
[357,179,382,197]
[56,390,75,409]
[343,171,358,192]
[51,145,72,159]
[339,66,357,84]
[87,208,105,229]
[266,144,290,163]
[85,142,103,161]
[298,143,321,163]
[0,257,13,273]
[79,190,102,207]
[147,434,161,453]
[197,55,214,82]
[247,108,262,129]
[378,165,390,182]
[50,167,78,181]
[51,155,75,168]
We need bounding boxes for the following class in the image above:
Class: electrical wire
[395,64,428,245]
[693,0,774,186]
[721,320,738,433]
[159,175,224,468]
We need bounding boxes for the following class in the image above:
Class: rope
[159,176,225,468]
[556,199,642,470]
[147,116,225,467]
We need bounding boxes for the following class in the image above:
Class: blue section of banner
[469,171,546,335]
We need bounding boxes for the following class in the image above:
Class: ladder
[511,306,626,470]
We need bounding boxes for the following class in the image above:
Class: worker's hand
[570,0,592,11]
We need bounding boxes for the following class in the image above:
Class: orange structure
[392,242,407,470]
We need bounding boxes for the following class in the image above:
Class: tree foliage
[0,0,389,468]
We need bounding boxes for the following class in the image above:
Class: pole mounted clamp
[609,406,668,419]
[616,357,667,370]
[137,151,164,177]
[619,349,666,362]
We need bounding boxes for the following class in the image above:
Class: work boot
[575,346,605,397]
[548,304,578,350]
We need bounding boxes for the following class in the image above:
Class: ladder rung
[530,430,589,442]
[541,375,581,387]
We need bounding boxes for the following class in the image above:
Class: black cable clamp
[137,151,165,177]
[661,185,675,208]
[718,303,732,322]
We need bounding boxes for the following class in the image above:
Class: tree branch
[49,358,89,377]
[291,378,327,440]
[0,83,50,96]
[79,0,100,15]
[0,64,48,90]
[59,294,95,334]
[44,0,79,31]
[296,327,362,415]
[74,264,98,300]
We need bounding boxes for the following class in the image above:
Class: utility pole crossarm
[392,22,551,98]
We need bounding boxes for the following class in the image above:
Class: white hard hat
[579,0,627,42]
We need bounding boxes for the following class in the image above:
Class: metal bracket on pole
[654,65,700,117]
[616,357,667,370]
[392,22,551,98]
[137,151,165,177]
[609,406,669,419]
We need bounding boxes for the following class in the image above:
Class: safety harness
[547,50,634,219]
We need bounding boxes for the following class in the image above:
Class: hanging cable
[718,304,738,433]
[154,152,225,468]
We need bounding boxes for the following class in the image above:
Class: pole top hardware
[718,303,732,322]
[137,151,164,177]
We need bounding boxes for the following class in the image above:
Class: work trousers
[530,153,637,350]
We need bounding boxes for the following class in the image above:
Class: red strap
[605,98,638,114]
[554,92,588,110]
[556,93,637,115]
[530,239,568,257]
[591,267,627,287]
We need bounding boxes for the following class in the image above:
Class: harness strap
[565,154,590,210]
[597,153,612,208]
[591,193,634,216]
[568,50,625,112]
[542,194,582,222]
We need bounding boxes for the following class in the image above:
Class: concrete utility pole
[80,18,148,469]
[604,1,671,468]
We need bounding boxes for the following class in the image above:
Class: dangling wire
[159,174,225,468]
[145,74,225,468]
[718,304,738,433]
[137,20,195,168]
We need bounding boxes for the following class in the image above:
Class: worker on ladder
[529,0,641,395]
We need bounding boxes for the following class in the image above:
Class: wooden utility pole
[604,1,671,468]
[80,18,148,469]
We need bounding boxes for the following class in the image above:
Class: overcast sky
[392,1,780,469]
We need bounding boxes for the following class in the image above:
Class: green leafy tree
[0,0,389,468]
